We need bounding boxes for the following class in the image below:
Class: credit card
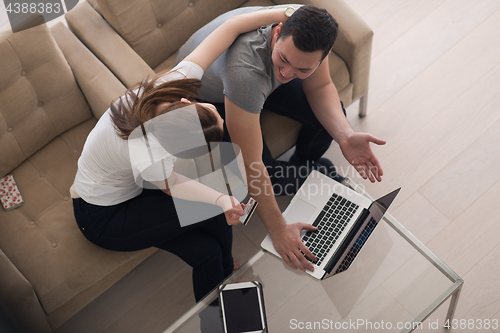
[239,197,258,225]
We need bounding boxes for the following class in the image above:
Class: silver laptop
[261,170,400,280]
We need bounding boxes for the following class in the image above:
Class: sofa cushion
[95,0,249,69]
[154,52,178,74]
[0,24,93,177]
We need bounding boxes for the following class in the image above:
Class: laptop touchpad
[284,198,317,225]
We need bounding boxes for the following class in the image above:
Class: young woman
[71,8,290,301]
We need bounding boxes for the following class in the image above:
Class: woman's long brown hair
[109,76,211,140]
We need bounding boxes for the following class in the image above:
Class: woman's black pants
[73,189,233,302]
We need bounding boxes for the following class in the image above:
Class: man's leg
[263,78,346,163]
[212,102,333,196]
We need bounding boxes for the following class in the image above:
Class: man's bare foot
[234,262,242,271]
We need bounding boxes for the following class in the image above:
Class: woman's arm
[183,8,290,72]
[161,172,221,205]
[154,171,245,225]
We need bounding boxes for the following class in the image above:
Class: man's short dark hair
[278,5,338,60]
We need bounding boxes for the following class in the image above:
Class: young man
[175,5,385,272]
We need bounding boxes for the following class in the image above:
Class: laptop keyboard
[302,193,359,266]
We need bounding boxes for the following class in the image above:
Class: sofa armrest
[274,0,373,101]
[312,0,373,100]
[50,22,127,119]
[0,249,51,333]
[65,1,155,89]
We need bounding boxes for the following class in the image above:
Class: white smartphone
[218,281,267,333]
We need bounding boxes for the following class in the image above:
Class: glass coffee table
[163,177,463,333]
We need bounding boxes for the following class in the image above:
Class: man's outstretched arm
[302,58,386,182]
[224,97,318,272]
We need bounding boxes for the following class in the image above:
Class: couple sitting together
[71,4,385,302]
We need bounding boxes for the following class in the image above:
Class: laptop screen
[326,188,401,276]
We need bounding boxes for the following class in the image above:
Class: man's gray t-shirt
[175,6,286,114]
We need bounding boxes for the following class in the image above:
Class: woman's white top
[73,61,204,206]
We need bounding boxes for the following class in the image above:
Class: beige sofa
[0,17,242,333]
[0,1,372,332]
[66,0,374,156]
[0,23,157,332]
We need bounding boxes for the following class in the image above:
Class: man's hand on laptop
[271,223,318,272]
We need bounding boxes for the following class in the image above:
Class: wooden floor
[328,0,500,332]
[54,0,500,332]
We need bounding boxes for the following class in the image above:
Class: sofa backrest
[93,0,248,69]
[0,24,93,177]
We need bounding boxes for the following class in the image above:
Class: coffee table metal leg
[446,282,463,324]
